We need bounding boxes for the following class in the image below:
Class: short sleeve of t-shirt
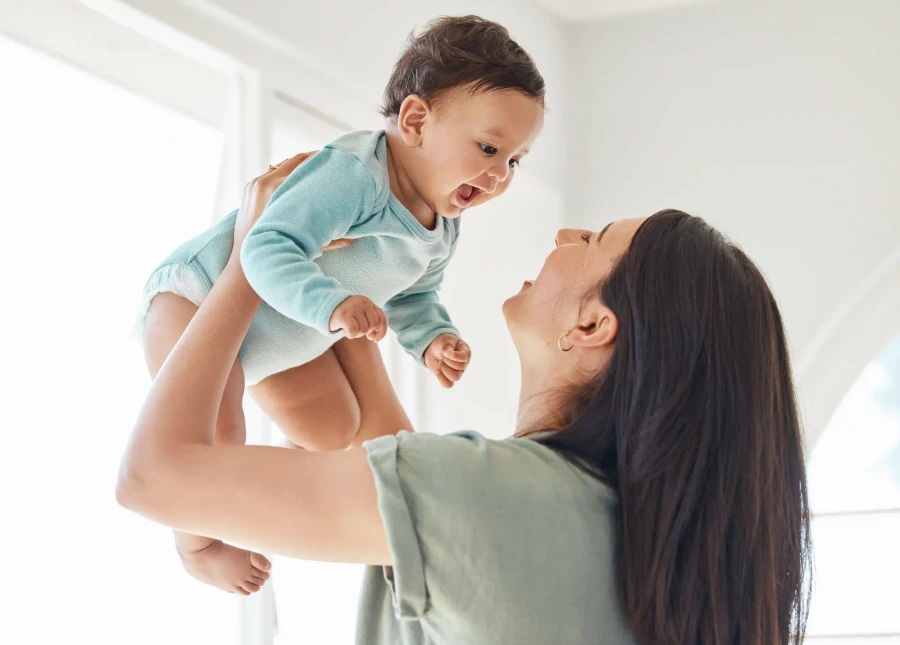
[360,430,634,645]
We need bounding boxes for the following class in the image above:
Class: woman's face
[503,218,646,373]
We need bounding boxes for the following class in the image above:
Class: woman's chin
[501,294,518,323]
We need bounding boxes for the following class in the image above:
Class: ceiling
[528,0,730,22]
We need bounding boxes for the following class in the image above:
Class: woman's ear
[568,299,618,349]
[396,95,430,147]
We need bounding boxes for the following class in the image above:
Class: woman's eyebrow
[596,223,613,246]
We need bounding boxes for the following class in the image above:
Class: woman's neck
[383,127,437,230]
[514,370,564,437]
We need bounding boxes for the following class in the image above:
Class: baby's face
[418,87,544,217]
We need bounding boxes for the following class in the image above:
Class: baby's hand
[329,296,387,341]
[424,334,471,389]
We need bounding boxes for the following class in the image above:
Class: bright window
[806,335,900,642]
[0,34,236,645]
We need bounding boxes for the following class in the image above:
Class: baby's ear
[396,95,430,147]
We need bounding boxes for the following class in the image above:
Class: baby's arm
[384,236,461,364]
[240,148,376,334]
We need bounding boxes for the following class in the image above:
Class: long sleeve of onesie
[240,147,376,334]
[384,230,461,363]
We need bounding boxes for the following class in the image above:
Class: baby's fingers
[367,308,388,342]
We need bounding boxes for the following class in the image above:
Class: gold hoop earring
[557,331,573,352]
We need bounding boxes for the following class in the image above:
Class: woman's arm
[116,154,391,565]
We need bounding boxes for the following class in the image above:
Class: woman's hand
[117,151,390,567]
[230,152,353,264]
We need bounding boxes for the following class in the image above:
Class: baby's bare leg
[249,337,412,451]
[143,292,271,595]
[249,348,361,451]
[332,337,414,447]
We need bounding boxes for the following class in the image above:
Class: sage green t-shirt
[357,430,637,645]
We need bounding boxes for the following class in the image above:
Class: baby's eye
[581,232,592,244]
[480,143,498,155]
[509,159,520,168]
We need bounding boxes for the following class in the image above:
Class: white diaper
[133,264,208,339]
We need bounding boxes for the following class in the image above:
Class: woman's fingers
[272,151,314,176]
[233,152,319,256]
[256,151,317,196]
[321,238,354,252]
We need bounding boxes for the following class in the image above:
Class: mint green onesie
[137,130,460,385]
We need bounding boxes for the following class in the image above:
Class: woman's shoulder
[360,430,626,639]
[364,430,618,510]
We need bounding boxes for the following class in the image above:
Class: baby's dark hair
[380,15,545,117]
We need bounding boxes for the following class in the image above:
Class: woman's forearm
[116,153,391,564]
[121,260,260,470]
[115,255,391,564]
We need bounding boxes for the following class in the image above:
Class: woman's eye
[581,232,592,244]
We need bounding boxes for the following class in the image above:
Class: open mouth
[456,183,483,207]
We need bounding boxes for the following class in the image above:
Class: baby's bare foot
[179,540,271,595]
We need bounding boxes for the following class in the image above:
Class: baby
[136,15,545,594]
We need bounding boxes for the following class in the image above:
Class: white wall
[419,171,562,436]
[100,0,569,437]
[567,0,900,448]
[92,0,900,446]
[203,0,569,436]
[204,0,569,195]
[191,0,570,435]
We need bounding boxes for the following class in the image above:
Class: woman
[117,154,812,644]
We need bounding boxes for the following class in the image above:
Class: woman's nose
[555,229,579,247]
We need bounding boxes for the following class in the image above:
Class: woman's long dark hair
[536,210,812,645]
